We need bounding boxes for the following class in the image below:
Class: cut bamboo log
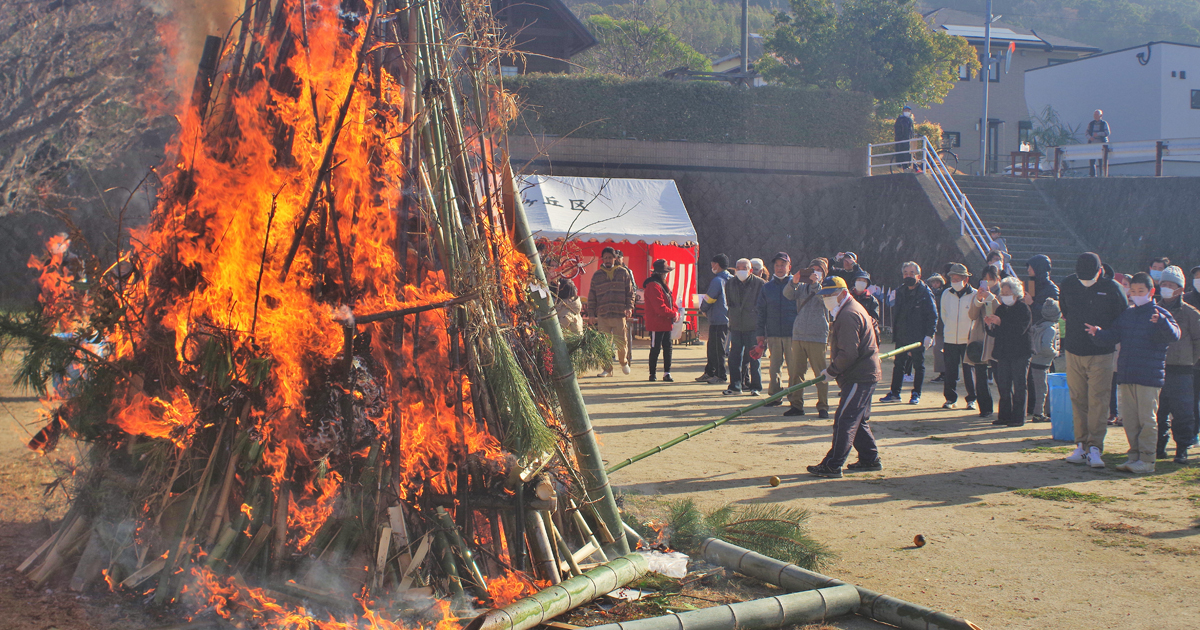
[584,585,860,630]
[28,515,90,586]
[436,506,488,596]
[701,538,983,630]
[545,516,581,577]
[18,528,62,573]
[464,553,649,630]
[524,511,559,585]
[571,542,599,567]
[121,557,166,589]
[567,500,607,563]
[70,520,112,591]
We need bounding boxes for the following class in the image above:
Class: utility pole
[979,0,992,175]
[740,0,749,75]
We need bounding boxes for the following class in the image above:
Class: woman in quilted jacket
[643,259,680,382]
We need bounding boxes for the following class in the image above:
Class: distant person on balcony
[1086,110,1111,177]
[894,106,915,170]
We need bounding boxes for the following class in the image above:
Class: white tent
[517,175,697,245]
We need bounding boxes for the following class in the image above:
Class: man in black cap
[806,276,883,478]
[1059,252,1128,468]
[697,254,734,383]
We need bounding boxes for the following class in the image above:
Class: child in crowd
[1029,299,1061,422]
[1086,272,1181,473]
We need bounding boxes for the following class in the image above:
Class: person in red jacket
[643,259,680,382]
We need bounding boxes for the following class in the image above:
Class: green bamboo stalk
[436,506,489,597]
[510,193,630,557]
[464,553,649,630]
[605,342,922,474]
[583,585,861,630]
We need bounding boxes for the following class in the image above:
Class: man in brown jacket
[807,276,883,479]
[588,247,635,376]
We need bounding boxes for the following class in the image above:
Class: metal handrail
[868,137,990,260]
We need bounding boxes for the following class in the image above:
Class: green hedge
[504,75,874,149]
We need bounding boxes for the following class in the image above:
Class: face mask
[855,280,869,292]
[1161,287,1176,299]
[1080,270,1100,287]
[1131,294,1152,307]
[1150,269,1164,281]
[1000,295,1016,306]
[903,277,917,288]
[822,295,841,312]
[952,281,965,291]
[812,271,824,282]
[992,261,1003,270]
[736,269,750,281]
[1194,279,1200,292]
[774,273,788,280]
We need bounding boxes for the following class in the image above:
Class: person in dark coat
[1025,255,1060,414]
[756,252,799,408]
[643,259,679,383]
[725,258,766,395]
[1187,265,1200,443]
[1154,266,1200,462]
[831,252,865,285]
[985,277,1033,427]
[894,106,915,170]
[850,269,881,324]
[1060,253,1130,468]
[806,277,883,478]
[880,262,937,405]
[1088,272,1180,473]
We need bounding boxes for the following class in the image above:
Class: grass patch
[1013,487,1116,504]
[1092,521,1143,535]
[1019,445,1074,454]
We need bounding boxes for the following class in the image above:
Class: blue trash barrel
[1047,373,1073,442]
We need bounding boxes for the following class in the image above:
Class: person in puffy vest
[1087,272,1179,473]
[939,263,978,410]
[1029,299,1062,423]
[756,252,800,410]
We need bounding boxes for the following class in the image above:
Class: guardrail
[868,137,990,260]
[1052,137,1200,176]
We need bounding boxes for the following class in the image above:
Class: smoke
[143,0,244,92]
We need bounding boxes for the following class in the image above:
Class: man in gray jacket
[783,257,831,418]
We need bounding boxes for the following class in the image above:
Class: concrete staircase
[952,176,1090,281]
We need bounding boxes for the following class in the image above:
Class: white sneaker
[1115,459,1136,472]
[596,369,612,378]
[1065,443,1086,464]
[1087,447,1105,468]
[903,374,915,383]
[621,364,631,375]
[1128,460,1155,474]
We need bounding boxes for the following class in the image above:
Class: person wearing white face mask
[1059,252,1129,468]
[939,263,978,410]
[724,259,766,396]
[1152,266,1200,463]
[879,262,937,405]
[982,277,1033,426]
[756,252,801,410]
[1148,257,1170,286]
[805,276,883,479]
[1086,273,1180,473]
[850,269,881,324]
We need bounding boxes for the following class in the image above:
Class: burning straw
[3,0,625,626]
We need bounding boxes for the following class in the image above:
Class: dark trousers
[1110,372,1119,417]
[704,324,729,379]
[820,382,878,469]
[889,346,925,396]
[972,363,994,415]
[728,330,761,392]
[942,344,976,404]
[649,331,672,376]
[995,356,1030,424]
[1194,368,1200,440]
[1026,360,1053,413]
[1157,372,1196,453]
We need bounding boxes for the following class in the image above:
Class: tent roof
[518,175,697,246]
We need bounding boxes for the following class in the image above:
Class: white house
[1025,41,1200,175]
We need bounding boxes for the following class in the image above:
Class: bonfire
[3,1,632,627]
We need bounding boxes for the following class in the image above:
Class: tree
[761,0,979,114]
[575,0,777,59]
[574,14,713,77]
[0,0,169,214]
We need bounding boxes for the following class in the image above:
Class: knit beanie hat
[1161,265,1186,288]
[1041,298,1061,322]
[810,258,829,275]
[1076,252,1101,280]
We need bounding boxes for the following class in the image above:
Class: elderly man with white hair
[1086,109,1110,177]
[724,257,766,396]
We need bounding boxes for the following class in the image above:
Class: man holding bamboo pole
[807,276,883,479]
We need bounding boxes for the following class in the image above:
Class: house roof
[923,8,1100,53]
[1025,41,1200,72]
[496,0,597,58]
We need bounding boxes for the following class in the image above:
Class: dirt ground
[3,338,1199,630]
[583,339,1200,630]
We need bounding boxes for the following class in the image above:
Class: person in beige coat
[965,266,1001,418]
[939,263,979,410]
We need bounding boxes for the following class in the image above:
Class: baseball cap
[771,251,790,264]
[817,276,848,296]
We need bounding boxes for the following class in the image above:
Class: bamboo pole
[524,511,559,585]
[508,184,629,557]
[584,585,861,630]
[606,342,923,474]
[436,506,489,597]
[464,553,649,630]
[567,499,607,564]
[701,538,982,630]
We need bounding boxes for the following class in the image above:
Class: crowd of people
[575,234,1200,478]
